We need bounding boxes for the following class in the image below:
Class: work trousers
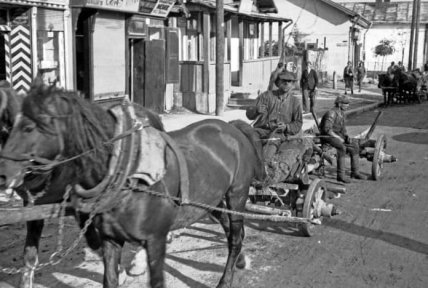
[302,89,316,113]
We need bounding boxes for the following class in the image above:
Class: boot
[350,155,367,180]
[336,155,350,183]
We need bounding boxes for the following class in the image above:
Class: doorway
[129,38,145,105]
[75,10,95,100]
[0,34,6,82]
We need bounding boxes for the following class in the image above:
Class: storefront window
[244,22,259,60]
[178,14,201,61]
[37,31,64,87]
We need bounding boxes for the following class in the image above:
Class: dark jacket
[343,66,354,80]
[319,107,348,138]
[253,90,302,136]
[300,69,318,90]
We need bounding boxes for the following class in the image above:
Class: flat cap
[276,71,297,81]
[335,95,350,104]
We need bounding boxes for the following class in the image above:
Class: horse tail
[229,120,266,181]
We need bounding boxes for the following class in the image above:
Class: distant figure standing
[267,62,284,91]
[356,61,366,93]
[343,61,354,95]
[300,61,318,113]
[387,61,395,75]
[397,61,406,72]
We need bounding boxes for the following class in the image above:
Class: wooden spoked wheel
[300,178,327,237]
[372,134,387,180]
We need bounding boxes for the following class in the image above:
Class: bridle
[0,112,67,173]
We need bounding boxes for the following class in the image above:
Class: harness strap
[159,132,190,205]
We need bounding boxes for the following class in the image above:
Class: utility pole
[408,0,417,70]
[413,0,421,70]
[215,0,225,116]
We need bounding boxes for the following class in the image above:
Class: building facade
[0,0,73,93]
[168,0,290,114]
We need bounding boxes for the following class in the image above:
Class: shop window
[37,31,63,87]
[209,14,229,62]
[178,13,201,61]
[244,22,258,60]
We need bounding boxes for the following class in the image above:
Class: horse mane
[0,87,22,124]
[23,83,113,178]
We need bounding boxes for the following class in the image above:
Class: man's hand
[258,104,267,114]
[344,135,351,144]
[276,122,287,134]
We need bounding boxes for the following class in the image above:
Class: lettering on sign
[85,0,140,12]
[139,0,158,14]
[139,0,175,17]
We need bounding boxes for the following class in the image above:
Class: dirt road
[1,102,428,288]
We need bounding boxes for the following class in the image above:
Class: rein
[0,120,145,173]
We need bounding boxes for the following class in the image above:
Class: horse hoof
[235,253,248,270]
[127,249,147,276]
[119,268,128,286]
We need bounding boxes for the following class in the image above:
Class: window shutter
[166,27,179,84]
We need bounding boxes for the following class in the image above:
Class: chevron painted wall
[10,25,32,93]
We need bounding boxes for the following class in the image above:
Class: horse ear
[32,72,44,88]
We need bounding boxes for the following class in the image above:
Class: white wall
[364,24,426,72]
[274,0,356,78]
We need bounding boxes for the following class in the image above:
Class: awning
[186,0,291,23]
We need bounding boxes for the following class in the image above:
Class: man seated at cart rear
[319,95,366,183]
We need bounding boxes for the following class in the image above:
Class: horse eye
[22,125,34,133]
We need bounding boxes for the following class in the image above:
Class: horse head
[0,85,23,147]
[0,82,112,194]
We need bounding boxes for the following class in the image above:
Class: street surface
[1,99,428,288]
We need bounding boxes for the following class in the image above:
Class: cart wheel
[372,134,387,180]
[300,178,327,237]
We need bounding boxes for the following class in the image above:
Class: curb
[345,101,383,118]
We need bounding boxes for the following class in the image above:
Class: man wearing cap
[300,61,318,113]
[246,70,303,163]
[319,95,366,183]
[250,70,302,138]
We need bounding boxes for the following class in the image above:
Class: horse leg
[20,220,44,288]
[77,213,102,250]
[146,236,167,288]
[102,238,124,288]
[216,190,247,288]
[211,201,246,270]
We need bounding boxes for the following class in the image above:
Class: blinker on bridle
[0,111,66,173]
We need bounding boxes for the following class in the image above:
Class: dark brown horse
[0,82,23,147]
[0,83,164,287]
[0,83,264,288]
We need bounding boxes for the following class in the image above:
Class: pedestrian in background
[397,61,406,72]
[387,61,395,75]
[267,62,284,91]
[356,61,366,93]
[343,61,354,95]
[300,61,318,113]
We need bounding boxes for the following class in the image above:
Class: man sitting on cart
[319,95,366,183]
[247,70,313,184]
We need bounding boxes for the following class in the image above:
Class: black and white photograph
[0,0,427,287]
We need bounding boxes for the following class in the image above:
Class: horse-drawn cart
[378,70,426,105]
[245,131,342,237]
